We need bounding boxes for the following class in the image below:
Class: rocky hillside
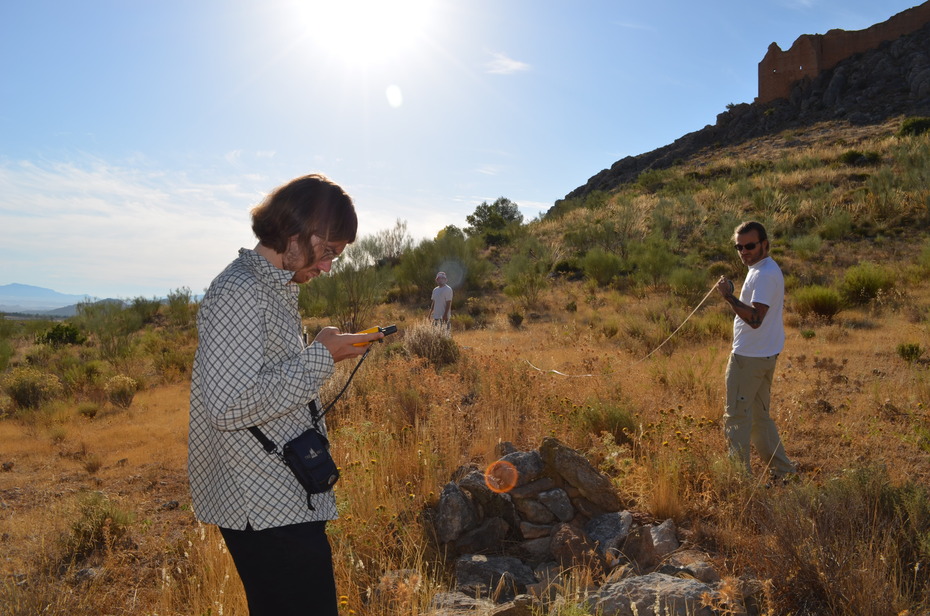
[555,19,930,209]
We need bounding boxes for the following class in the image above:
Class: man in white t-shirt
[429,271,453,331]
[715,221,796,481]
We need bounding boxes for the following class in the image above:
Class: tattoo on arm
[724,294,766,328]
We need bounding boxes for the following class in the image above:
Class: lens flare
[484,460,518,493]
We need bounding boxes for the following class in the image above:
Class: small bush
[130,296,162,324]
[402,323,459,368]
[104,375,138,408]
[792,285,843,321]
[668,267,708,301]
[77,402,100,419]
[62,360,109,397]
[83,454,103,474]
[897,342,925,363]
[3,367,64,409]
[840,263,895,305]
[897,116,930,137]
[790,234,822,260]
[838,149,881,166]
[818,210,853,241]
[574,400,637,446]
[508,311,524,329]
[166,287,195,328]
[452,313,476,331]
[581,247,624,287]
[61,492,133,564]
[35,322,86,347]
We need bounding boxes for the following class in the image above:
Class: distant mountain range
[0,283,96,316]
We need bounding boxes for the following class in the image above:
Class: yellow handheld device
[352,324,398,346]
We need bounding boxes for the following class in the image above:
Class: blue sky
[0,0,920,298]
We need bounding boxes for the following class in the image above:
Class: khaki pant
[724,353,795,477]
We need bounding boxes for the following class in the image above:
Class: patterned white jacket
[188,248,337,530]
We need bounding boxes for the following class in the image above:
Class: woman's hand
[313,327,384,362]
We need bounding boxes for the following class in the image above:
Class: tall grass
[2,118,930,615]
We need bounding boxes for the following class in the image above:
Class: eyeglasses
[316,248,339,264]
[310,235,341,264]
[734,242,759,252]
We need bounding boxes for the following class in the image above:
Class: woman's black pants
[219,520,338,616]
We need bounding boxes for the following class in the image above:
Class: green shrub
[552,259,583,279]
[503,252,550,310]
[790,234,822,260]
[3,367,63,409]
[75,300,144,362]
[165,287,194,329]
[581,247,624,287]
[130,296,162,324]
[838,150,881,166]
[896,342,925,363]
[897,116,930,137]
[818,210,853,241]
[792,285,843,321]
[153,345,195,382]
[62,360,109,396]
[668,267,707,301]
[35,322,86,347]
[628,237,678,289]
[840,263,896,305]
[104,375,138,408]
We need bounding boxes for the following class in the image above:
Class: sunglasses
[734,242,760,252]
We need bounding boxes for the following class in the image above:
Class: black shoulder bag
[248,346,372,510]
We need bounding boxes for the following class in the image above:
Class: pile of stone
[416,437,750,616]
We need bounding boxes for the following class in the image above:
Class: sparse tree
[464,197,523,245]
[351,219,413,268]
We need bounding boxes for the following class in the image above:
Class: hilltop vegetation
[1,117,930,615]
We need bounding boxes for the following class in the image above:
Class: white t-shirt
[732,256,785,357]
[431,284,453,320]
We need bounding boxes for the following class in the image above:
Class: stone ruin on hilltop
[758,1,930,103]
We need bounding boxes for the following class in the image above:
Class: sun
[296,0,433,68]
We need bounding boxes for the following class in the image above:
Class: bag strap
[248,425,280,456]
[248,347,373,458]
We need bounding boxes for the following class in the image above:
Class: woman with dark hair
[188,174,383,615]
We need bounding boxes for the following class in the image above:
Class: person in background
[188,174,383,616]
[429,270,453,331]
[715,220,797,483]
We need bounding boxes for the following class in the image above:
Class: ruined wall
[758,1,930,103]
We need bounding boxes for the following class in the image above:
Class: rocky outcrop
[555,14,930,209]
[416,438,743,615]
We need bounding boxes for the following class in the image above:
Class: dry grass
[2,119,930,614]
[1,271,928,614]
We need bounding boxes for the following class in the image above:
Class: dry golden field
[2,262,929,614]
[2,117,930,615]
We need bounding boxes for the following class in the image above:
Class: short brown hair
[734,220,768,242]
[251,174,357,262]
